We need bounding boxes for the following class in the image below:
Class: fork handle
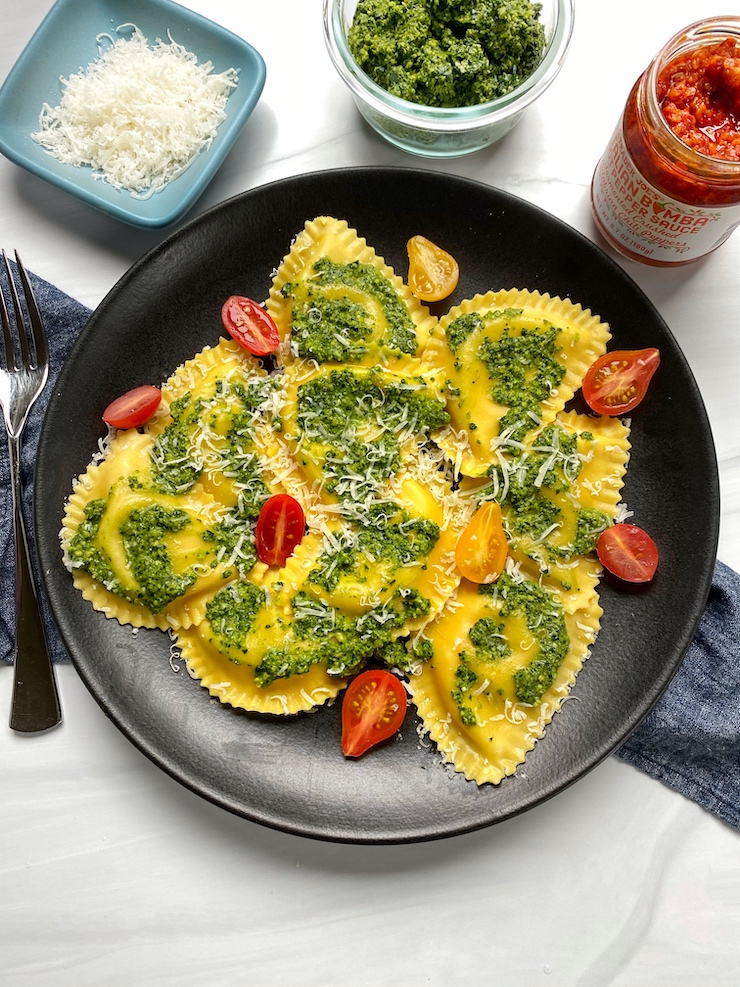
[8,434,61,733]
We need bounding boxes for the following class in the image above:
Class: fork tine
[0,250,14,370]
[14,250,48,372]
[3,250,46,370]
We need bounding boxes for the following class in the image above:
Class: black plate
[35,167,719,843]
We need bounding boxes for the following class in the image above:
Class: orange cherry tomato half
[455,501,508,584]
[582,347,660,416]
[407,234,460,302]
[341,669,408,758]
[597,523,659,584]
[221,295,280,356]
[255,494,306,567]
[102,385,161,429]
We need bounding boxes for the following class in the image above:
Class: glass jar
[591,17,740,266]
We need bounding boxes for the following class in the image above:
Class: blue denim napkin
[1,268,738,831]
[615,557,740,831]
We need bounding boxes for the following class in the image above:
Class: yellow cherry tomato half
[455,501,508,584]
[407,235,459,302]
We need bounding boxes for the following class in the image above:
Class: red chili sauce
[658,38,740,161]
[623,36,740,206]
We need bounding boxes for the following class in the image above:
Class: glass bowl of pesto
[323,0,575,157]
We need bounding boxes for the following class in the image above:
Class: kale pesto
[296,368,449,498]
[151,393,204,494]
[452,655,480,727]
[282,256,417,363]
[253,587,431,686]
[307,502,440,593]
[202,514,258,576]
[487,424,610,557]
[347,0,546,109]
[206,580,266,654]
[451,619,511,724]
[446,309,567,441]
[67,498,117,588]
[480,572,569,706]
[151,377,275,514]
[479,324,566,440]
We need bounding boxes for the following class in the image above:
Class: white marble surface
[1,1,739,984]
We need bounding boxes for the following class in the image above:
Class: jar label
[592,124,740,263]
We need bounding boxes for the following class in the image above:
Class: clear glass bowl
[323,0,575,158]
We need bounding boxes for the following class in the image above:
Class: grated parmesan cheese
[32,26,239,198]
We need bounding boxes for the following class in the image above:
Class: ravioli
[423,290,612,477]
[486,410,631,593]
[61,430,233,630]
[408,569,602,786]
[62,218,646,782]
[177,473,460,713]
[266,215,436,372]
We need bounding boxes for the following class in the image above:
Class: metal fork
[1,250,61,732]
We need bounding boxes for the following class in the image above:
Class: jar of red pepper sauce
[591,17,740,266]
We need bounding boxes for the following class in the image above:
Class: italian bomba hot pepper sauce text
[591,17,740,266]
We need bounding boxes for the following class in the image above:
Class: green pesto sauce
[451,572,569,721]
[483,326,565,440]
[220,379,277,521]
[151,378,275,514]
[451,655,480,726]
[447,308,568,440]
[67,498,116,587]
[151,394,204,494]
[206,580,266,653]
[488,424,610,557]
[307,502,440,593]
[480,572,569,706]
[282,257,417,363]
[572,508,611,557]
[452,618,512,724]
[297,368,449,498]
[202,513,258,577]
[347,0,546,109]
[68,499,209,614]
[253,587,431,686]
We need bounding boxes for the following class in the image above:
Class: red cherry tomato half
[221,296,280,356]
[582,348,660,416]
[255,494,306,567]
[455,501,508,584]
[102,385,161,429]
[341,669,408,758]
[597,523,659,584]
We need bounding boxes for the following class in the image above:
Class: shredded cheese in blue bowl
[0,0,266,228]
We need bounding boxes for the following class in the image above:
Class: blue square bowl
[0,0,266,228]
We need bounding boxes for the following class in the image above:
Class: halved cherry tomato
[407,234,459,302]
[102,385,161,429]
[455,501,508,584]
[221,295,280,356]
[341,669,408,758]
[583,348,660,416]
[255,494,306,567]
[597,523,659,584]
